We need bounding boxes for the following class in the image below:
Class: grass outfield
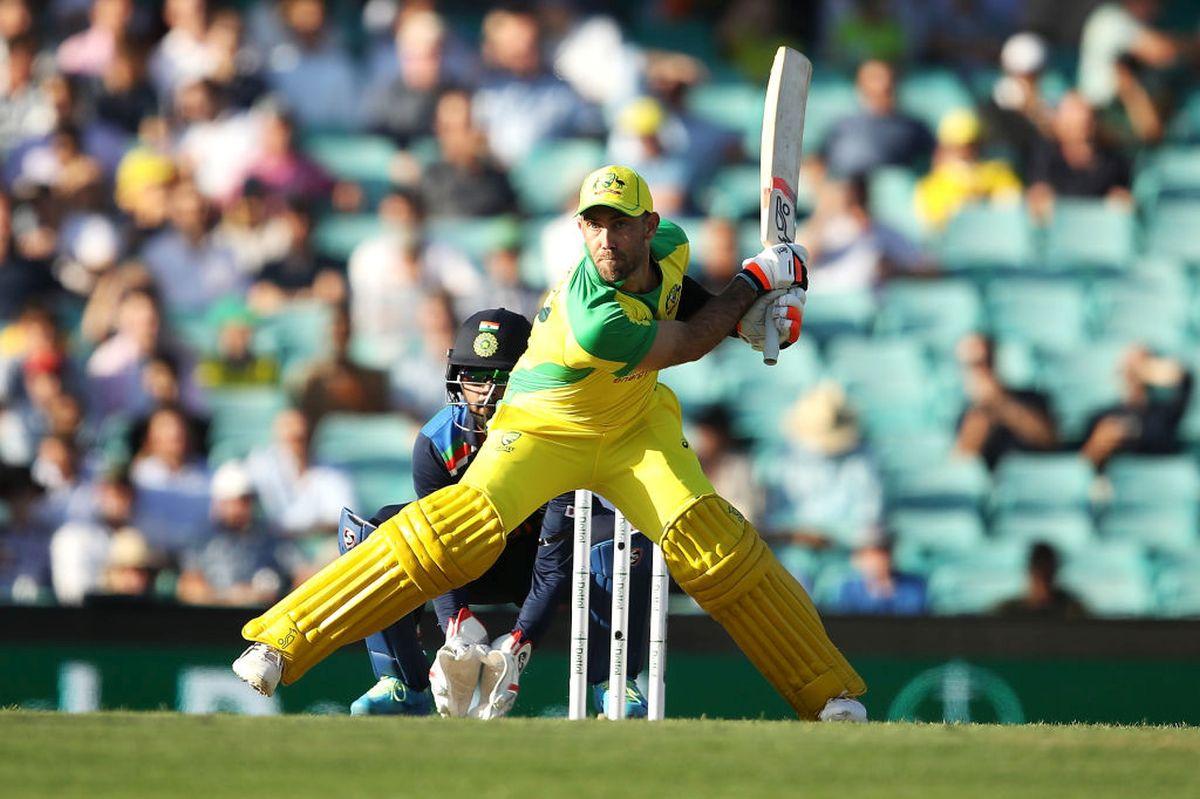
[0,712,1196,798]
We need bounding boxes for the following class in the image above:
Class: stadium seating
[884,456,991,512]
[1038,341,1126,441]
[935,204,1035,273]
[991,453,1096,514]
[1042,200,1135,273]
[1145,199,1200,264]
[868,166,924,242]
[313,213,384,260]
[1105,455,1200,511]
[255,302,334,371]
[206,388,289,465]
[1100,508,1198,556]
[311,413,417,466]
[1060,542,1155,617]
[897,69,974,132]
[509,139,605,216]
[888,508,987,575]
[874,279,982,352]
[926,541,1027,614]
[984,279,1087,353]
[991,509,1097,556]
[1154,554,1200,616]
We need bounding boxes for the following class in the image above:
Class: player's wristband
[734,270,768,295]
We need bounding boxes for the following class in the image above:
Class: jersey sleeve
[411,431,454,498]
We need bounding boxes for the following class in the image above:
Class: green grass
[1,711,1197,798]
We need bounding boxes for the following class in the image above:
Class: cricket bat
[759,46,812,366]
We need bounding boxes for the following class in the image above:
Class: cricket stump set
[568,490,670,721]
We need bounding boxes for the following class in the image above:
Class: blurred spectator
[1077,0,1195,142]
[819,60,935,179]
[920,0,1006,70]
[90,39,158,137]
[205,6,267,110]
[239,106,335,206]
[801,177,928,293]
[213,180,290,280]
[828,534,928,615]
[1081,346,1193,468]
[31,124,106,212]
[642,52,742,169]
[171,77,260,202]
[149,0,212,101]
[914,108,1022,230]
[30,432,92,528]
[1026,92,1132,221]
[418,89,517,218]
[982,32,1055,179]
[995,541,1087,619]
[390,290,457,421]
[264,0,360,130]
[0,308,71,465]
[290,303,389,424]
[52,212,121,297]
[113,116,176,246]
[552,14,642,115]
[139,179,246,314]
[56,0,132,78]
[693,217,740,294]
[0,0,34,81]
[364,8,452,146]
[177,460,287,606]
[472,6,599,166]
[250,198,345,311]
[245,407,355,539]
[79,259,155,345]
[85,288,167,418]
[691,404,761,526]
[0,464,51,601]
[607,96,691,214]
[49,466,134,604]
[955,333,1057,470]
[0,33,55,155]
[194,299,279,389]
[100,525,167,600]
[0,193,61,320]
[129,404,211,554]
[766,383,883,548]
[123,350,208,458]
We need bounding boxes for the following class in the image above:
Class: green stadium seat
[898,70,974,132]
[1136,147,1200,206]
[169,310,219,356]
[510,139,605,216]
[1038,341,1125,440]
[935,204,1035,272]
[699,164,760,219]
[991,454,1095,513]
[1092,282,1190,355]
[311,413,417,466]
[774,543,824,587]
[1105,455,1200,511]
[313,213,384,260]
[1100,507,1198,556]
[827,335,933,434]
[992,509,1097,556]
[255,302,333,370]
[427,216,521,262]
[874,279,982,352]
[346,462,415,513]
[303,132,397,192]
[885,455,991,512]
[686,81,763,156]
[723,338,823,438]
[985,278,1087,353]
[802,78,860,156]
[660,354,729,411]
[811,556,858,609]
[1043,200,1135,273]
[926,541,1027,614]
[206,388,289,463]
[889,508,986,575]
[1154,555,1200,617]
[1060,542,1154,617]
[868,167,924,242]
[795,290,877,339]
[1145,199,1200,265]
[872,429,955,478]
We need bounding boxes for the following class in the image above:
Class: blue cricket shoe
[350,676,434,716]
[592,680,649,719]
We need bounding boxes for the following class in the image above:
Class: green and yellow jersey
[505,220,690,429]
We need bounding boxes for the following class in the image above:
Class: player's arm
[638,243,808,372]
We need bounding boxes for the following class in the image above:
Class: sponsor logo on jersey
[473,332,499,357]
[498,431,522,452]
[665,283,681,315]
[613,370,649,384]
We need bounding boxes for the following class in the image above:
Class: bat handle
[762,321,779,366]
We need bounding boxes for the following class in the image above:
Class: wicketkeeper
[235,165,867,720]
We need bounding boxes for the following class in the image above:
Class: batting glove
[736,243,809,294]
[736,287,806,352]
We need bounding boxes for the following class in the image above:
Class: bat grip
[762,321,779,366]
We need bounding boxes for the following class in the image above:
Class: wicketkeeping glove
[736,287,806,352]
[736,243,810,294]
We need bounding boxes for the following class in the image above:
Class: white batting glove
[736,287,806,352]
[737,243,809,294]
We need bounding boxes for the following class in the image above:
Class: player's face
[579,207,658,284]
[460,369,507,422]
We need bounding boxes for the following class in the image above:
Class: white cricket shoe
[472,631,532,720]
[232,643,284,697]
[429,609,489,718]
[818,695,867,722]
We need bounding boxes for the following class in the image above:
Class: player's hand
[736,287,805,352]
[737,243,809,294]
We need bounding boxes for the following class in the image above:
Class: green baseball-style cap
[576,165,654,217]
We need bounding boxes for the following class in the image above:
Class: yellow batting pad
[660,494,866,718]
[242,484,505,684]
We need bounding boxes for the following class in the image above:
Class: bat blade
[759,46,812,365]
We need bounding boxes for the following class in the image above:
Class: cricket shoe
[350,676,433,716]
[818,695,867,722]
[232,643,283,697]
[472,631,532,720]
[592,679,649,719]
[429,609,489,717]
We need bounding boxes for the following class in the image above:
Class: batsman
[235,165,867,720]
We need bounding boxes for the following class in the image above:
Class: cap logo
[478,320,500,332]
[593,171,627,197]
[473,332,499,357]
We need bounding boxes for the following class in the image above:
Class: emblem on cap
[473,332,499,357]
[593,171,627,196]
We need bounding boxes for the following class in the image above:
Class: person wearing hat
[914,108,1022,229]
[334,308,656,719]
[236,165,869,723]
